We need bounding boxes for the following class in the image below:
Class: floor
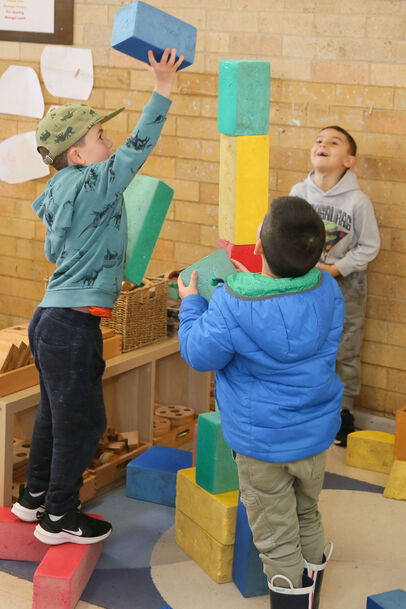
[0,445,404,609]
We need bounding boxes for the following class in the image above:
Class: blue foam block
[111,1,196,70]
[232,495,268,598]
[126,446,192,507]
[367,590,406,609]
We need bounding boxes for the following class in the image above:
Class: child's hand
[317,263,340,278]
[178,270,199,299]
[231,259,249,272]
[147,48,184,99]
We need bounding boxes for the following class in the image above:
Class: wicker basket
[101,277,168,352]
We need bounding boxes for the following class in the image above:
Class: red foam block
[192,423,198,467]
[217,239,261,273]
[0,508,48,562]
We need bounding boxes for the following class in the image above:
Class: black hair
[260,196,325,278]
[320,125,357,156]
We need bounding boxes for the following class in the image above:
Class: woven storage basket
[101,277,168,352]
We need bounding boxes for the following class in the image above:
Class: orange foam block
[0,508,48,562]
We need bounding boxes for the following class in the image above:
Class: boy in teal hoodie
[12,48,183,545]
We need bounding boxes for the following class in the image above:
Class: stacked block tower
[217,60,271,273]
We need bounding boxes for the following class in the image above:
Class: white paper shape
[0,66,44,118]
[41,46,94,100]
[0,0,54,34]
[0,131,49,184]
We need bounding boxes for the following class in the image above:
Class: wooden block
[155,404,195,427]
[179,249,237,303]
[217,239,262,273]
[219,134,269,245]
[111,0,196,70]
[120,431,139,450]
[100,327,114,339]
[0,344,19,373]
[196,411,239,494]
[153,416,171,439]
[218,60,270,136]
[175,508,234,584]
[383,459,406,500]
[0,362,39,397]
[367,589,406,609]
[102,334,122,360]
[32,534,103,609]
[124,175,174,285]
[107,441,127,454]
[153,418,196,449]
[346,430,395,474]
[176,467,239,545]
[0,507,48,561]
[88,442,150,490]
[395,406,406,461]
[79,473,96,504]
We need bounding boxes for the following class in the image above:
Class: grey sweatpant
[336,271,367,410]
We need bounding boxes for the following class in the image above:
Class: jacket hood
[305,169,360,198]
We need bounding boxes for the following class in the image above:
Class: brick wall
[0,0,405,418]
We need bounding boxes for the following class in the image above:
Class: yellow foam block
[384,459,406,500]
[176,467,239,544]
[346,430,395,474]
[219,134,269,245]
[175,508,234,583]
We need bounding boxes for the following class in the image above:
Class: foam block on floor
[219,134,269,245]
[126,446,192,507]
[179,249,237,303]
[218,60,270,136]
[383,459,406,500]
[366,588,406,609]
[395,406,406,461]
[175,508,234,583]
[124,174,174,285]
[176,467,239,545]
[232,496,268,598]
[32,539,103,609]
[196,411,239,494]
[192,423,198,467]
[111,0,196,70]
[217,239,262,273]
[0,508,48,561]
[346,430,395,474]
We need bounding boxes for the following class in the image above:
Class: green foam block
[179,249,236,302]
[196,411,239,494]
[218,60,270,136]
[124,174,174,285]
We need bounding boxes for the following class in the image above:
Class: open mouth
[317,151,329,157]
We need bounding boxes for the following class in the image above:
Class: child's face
[310,128,354,173]
[74,123,113,166]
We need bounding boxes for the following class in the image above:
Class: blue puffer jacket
[178,269,344,463]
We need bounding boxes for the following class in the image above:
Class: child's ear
[254,238,264,256]
[344,155,356,169]
[66,146,84,166]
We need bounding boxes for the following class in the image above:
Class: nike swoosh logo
[62,527,83,536]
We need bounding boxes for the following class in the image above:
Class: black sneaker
[334,408,355,447]
[11,484,46,522]
[34,508,112,545]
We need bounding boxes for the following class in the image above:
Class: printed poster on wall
[0,0,54,34]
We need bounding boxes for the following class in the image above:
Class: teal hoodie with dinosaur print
[33,91,171,309]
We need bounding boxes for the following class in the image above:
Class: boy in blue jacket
[177,196,344,609]
[11,48,183,545]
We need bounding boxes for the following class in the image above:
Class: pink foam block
[217,239,261,273]
[0,508,48,561]
[33,516,104,609]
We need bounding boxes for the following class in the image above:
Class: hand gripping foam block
[126,445,192,507]
[383,459,406,500]
[217,238,262,273]
[179,248,237,303]
[176,467,239,545]
[0,508,48,561]
[195,411,239,494]
[395,406,406,461]
[218,60,270,136]
[346,430,395,474]
[111,1,196,70]
[366,589,406,609]
[218,133,269,245]
[232,495,268,598]
[124,174,174,285]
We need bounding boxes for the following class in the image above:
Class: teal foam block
[179,249,236,302]
[111,1,196,70]
[232,495,268,598]
[218,60,270,136]
[195,411,239,494]
[126,446,192,507]
[367,590,406,609]
[124,174,174,285]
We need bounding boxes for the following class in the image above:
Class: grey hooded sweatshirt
[290,170,380,277]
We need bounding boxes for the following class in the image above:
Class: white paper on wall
[0,131,50,184]
[41,46,94,100]
[0,66,44,118]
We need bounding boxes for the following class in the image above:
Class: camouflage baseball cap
[36,102,125,165]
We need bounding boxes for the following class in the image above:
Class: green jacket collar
[225,268,322,299]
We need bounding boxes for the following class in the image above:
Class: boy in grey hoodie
[11,48,183,544]
[290,125,380,446]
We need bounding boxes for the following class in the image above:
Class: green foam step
[196,411,239,494]
[179,249,236,302]
[124,174,174,285]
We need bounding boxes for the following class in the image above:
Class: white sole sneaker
[11,502,45,522]
[34,523,112,545]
